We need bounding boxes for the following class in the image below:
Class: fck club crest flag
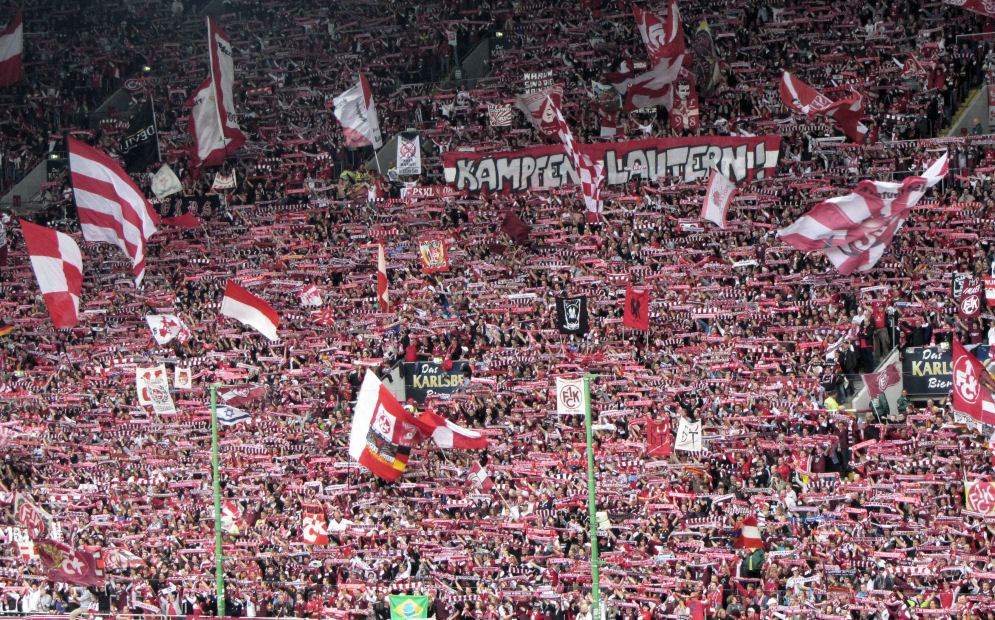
[555,296,589,335]
[349,370,421,482]
[419,237,449,273]
[555,377,587,416]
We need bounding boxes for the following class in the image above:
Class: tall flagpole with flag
[377,234,389,312]
[209,383,226,617]
[583,374,601,619]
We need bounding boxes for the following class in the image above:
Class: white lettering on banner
[444,137,780,193]
[523,70,554,94]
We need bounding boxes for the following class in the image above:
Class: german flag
[0,322,13,337]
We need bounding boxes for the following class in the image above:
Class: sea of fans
[3,0,995,618]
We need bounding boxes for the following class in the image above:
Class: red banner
[443,135,780,194]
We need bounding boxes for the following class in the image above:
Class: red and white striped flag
[0,9,22,87]
[377,243,389,312]
[19,220,83,328]
[68,137,158,285]
[547,95,605,222]
[220,280,280,341]
[777,153,947,274]
[779,71,868,143]
[701,168,737,229]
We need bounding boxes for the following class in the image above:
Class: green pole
[583,374,601,619]
[209,383,226,617]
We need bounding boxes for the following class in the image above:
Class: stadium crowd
[3,0,995,618]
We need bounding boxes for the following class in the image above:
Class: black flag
[555,296,589,336]
[120,99,159,173]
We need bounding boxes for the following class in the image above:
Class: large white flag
[333,75,383,149]
[555,377,586,416]
[151,164,182,199]
[674,417,702,452]
[136,364,176,415]
[145,314,190,345]
[396,134,421,176]
[701,168,737,229]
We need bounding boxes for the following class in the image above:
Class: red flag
[952,340,995,426]
[187,18,246,169]
[467,462,495,493]
[418,237,449,273]
[547,96,605,222]
[68,137,159,284]
[734,516,764,549]
[779,71,868,143]
[35,539,101,586]
[19,220,84,328]
[623,285,650,330]
[301,505,329,545]
[161,212,201,228]
[0,9,23,87]
[415,410,488,450]
[958,278,983,319]
[501,211,532,244]
[633,1,686,63]
[862,361,901,400]
[646,417,672,457]
[377,243,389,312]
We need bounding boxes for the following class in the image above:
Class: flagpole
[209,382,226,616]
[582,374,602,619]
[148,92,162,164]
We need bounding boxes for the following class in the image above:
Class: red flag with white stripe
[416,410,488,450]
[734,516,764,549]
[68,137,158,285]
[377,243,389,312]
[952,339,995,427]
[701,168,737,229]
[779,71,868,143]
[633,1,686,64]
[220,280,280,341]
[0,9,22,87]
[19,220,83,328]
[777,153,947,274]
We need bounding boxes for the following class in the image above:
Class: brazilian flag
[388,595,429,619]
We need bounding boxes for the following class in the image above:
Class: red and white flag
[377,243,389,312]
[19,220,83,328]
[633,1,686,64]
[779,71,868,143]
[145,314,190,345]
[548,95,605,222]
[983,276,995,307]
[0,9,22,87]
[515,84,564,139]
[220,280,280,341]
[187,19,246,169]
[467,462,494,493]
[862,361,902,400]
[333,75,383,148]
[415,410,488,450]
[349,370,423,482]
[614,0,685,112]
[68,137,158,284]
[952,339,995,427]
[701,168,737,229]
[734,516,764,549]
[300,283,322,307]
[301,508,329,545]
[777,153,947,274]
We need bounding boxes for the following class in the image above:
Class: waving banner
[443,135,779,193]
